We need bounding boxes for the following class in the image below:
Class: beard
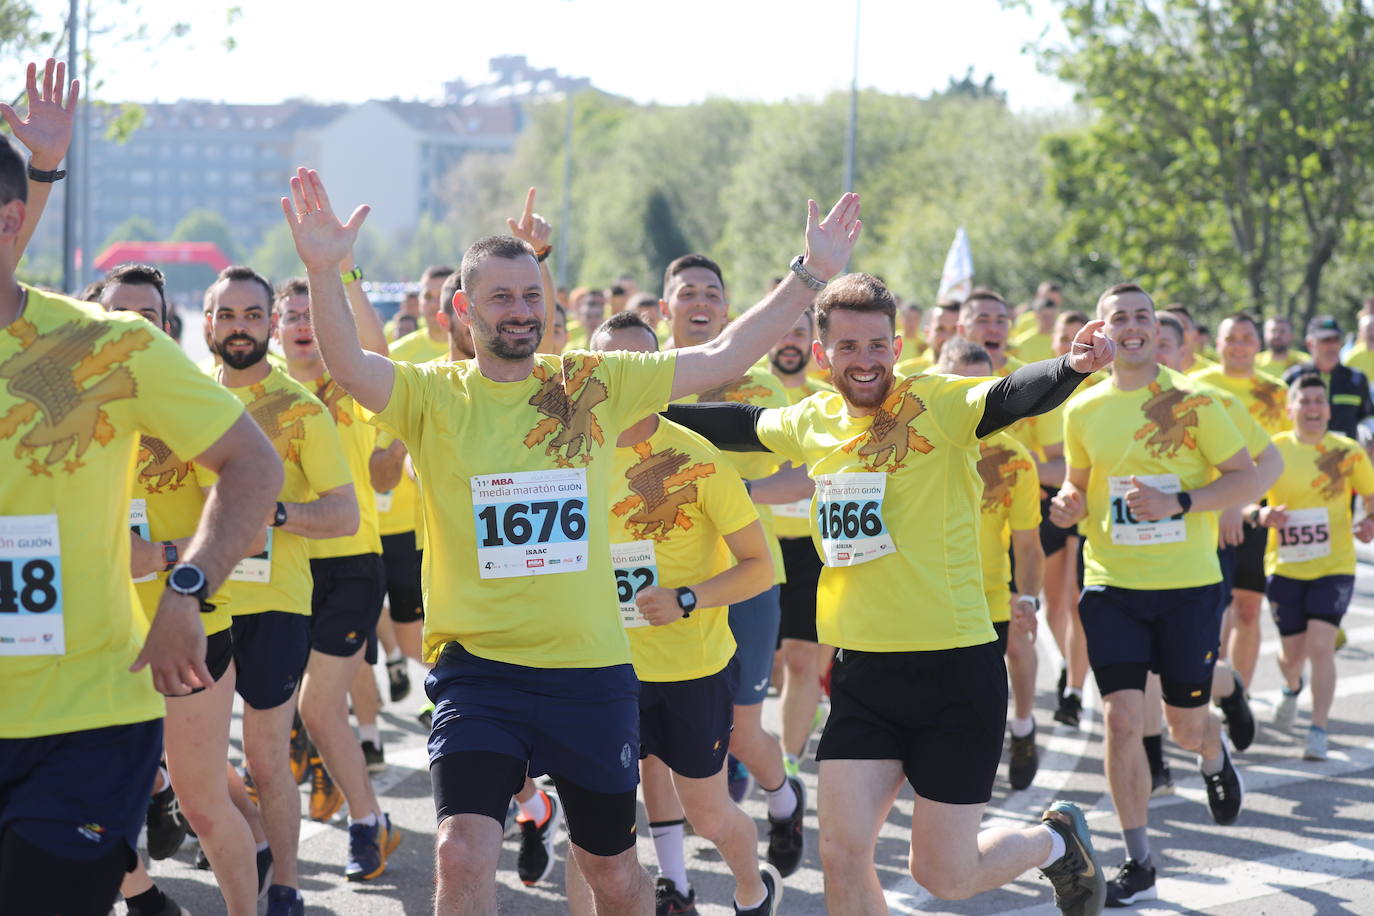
[831,366,895,410]
[213,333,270,370]
[770,345,809,376]
[473,311,543,361]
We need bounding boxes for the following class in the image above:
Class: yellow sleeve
[754,405,805,466]
[1194,397,1247,465]
[1009,449,1043,530]
[1036,401,1065,450]
[373,359,428,446]
[928,375,997,444]
[599,350,679,430]
[1352,446,1374,495]
[299,409,354,495]
[132,333,246,462]
[1224,397,1272,459]
[701,457,762,537]
[1064,399,1088,470]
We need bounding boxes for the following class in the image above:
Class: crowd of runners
[1,58,1370,916]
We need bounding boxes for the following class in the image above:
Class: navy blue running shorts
[728,584,781,706]
[639,657,738,779]
[309,553,385,658]
[1266,574,1355,636]
[231,610,311,710]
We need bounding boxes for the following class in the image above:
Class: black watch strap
[675,586,697,618]
[272,501,288,527]
[1176,490,1193,514]
[27,163,66,183]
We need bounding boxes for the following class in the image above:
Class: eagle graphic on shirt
[696,376,772,405]
[0,318,152,476]
[1249,376,1286,430]
[1134,382,1211,460]
[137,436,194,492]
[1314,444,1358,500]
[525,355,609,467]
[314,377,354,427]
[976,441,1034,513]
[245,383,321,465]
[613,441,716,541]
[840,378,934,471]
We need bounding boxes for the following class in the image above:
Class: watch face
[169,565,204,593]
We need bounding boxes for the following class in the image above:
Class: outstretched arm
[2,59,78,260]
[669,194,862,402]
[281,168,394,412]
[340,249,388,357]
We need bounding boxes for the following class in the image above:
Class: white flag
[938,227,973,302]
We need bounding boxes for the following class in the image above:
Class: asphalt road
[126,561,1374,915]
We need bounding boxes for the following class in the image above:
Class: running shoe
[735,863,782,915]
[345,819,386,881]
[1216,670,1255,751]
[1040,800,1106,915]
[1054,692,1082,729]
[516,789,563,886]
[289,716,311,785]
[265,884,304,916]
[1202,739,1244,825]
[146,783,189,860]
[1304,725,1328,761]
[1009,723,1040,790]
[1056,666,1068,702]
[727,755,753,804]
[655,877,697,916]
[417,702,434,730]
[1104,858,1157,908]
[308,757,344,822]
[362,739,386,774]
[1274,679,1302,731]
[766,776,805,878]
[387,656,411,702]
[1149,761,1175,797]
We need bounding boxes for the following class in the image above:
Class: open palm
[280,167,370,271]
[0,59,79,170]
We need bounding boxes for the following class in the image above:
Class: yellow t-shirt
[680,366,789,584]
[1256,349,1310,373]
[1012,310,1038,338]
[1187,365,1291,437]
[755,375,999,651]
[1182,351,1216,373]
[1064,366,1247,589]
[610,419,758,681]
[131,437,232,637]
[305,373,381,559]
[1265,431,1374,579]
[0,289,244,738]
[1010,331,1054,364]
[975,433,1042,623]
[1344,346,1374,379]
[373,350,678,667]
[998,355,1065,474]
[389,327,448,365]
[772,375,836,538]
[894,354,933,378]
[1194,383,1274,461]
[375,430,422,538]
[202,365,352,616]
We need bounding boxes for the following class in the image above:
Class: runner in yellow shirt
[387,264,453,364]
[1252,373,1374,760]
[1162,304,1214,373]
[1257,316,1310,373]
[0,128,280,915]
[894,299,959,377]
[1053,284,1258,906]
[566,311,782,914]
[1009,295,1058,363]
[288,167,860,913]
[1187,312,1290,694]
[201,264,368,907]
[666,273,1113,915]
[939,339,1045,791]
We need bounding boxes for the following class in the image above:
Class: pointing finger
[522,187,536,225]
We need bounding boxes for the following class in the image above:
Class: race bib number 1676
[471,469,589,579]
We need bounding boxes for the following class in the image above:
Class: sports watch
[675,586,698,619]
[160,541,179,572]
[789,254,827,291]
[272,501,288,527]
[166,562,210,603]
[1015,594,1040,612]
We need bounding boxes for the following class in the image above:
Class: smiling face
[770,312,813,376]
[664,266,728,347]
[816,309,900,411]
[957,297,1010,361]
[459,254,545,361]
[1289,381,1330,438]
[1217,316,1261,375]
[1098,291,1157,370]
[208,278,274,370]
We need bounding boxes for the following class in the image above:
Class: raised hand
[131,595,212,697]
[0,59,79,171]
[506,187,552,255]
[803,192,863,282]
[1049,488,1085,528]
[280,167,369,272]
[1067,319,1116,374]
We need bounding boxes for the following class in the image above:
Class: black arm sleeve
[976,354,1089,439]
[661,403,769,452]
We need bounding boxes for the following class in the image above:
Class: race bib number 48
[472,469,589,579]
[0,514,64,656]
[1108,475,1186,546]
[1277,507,1332,564]
[611,540,658,628]
[815,472,894,567]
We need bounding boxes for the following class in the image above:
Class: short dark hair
[1289,370,1327,400]
[212,265,273,309]
[1056,309,1090,328]
[1156,311,1186,344]
[815,273,896,340]
[274,277,310,306]
[78,280,105,302]
[0,138,26,206]
[590,310,658,351]
[166,309,183,341]
[1099,283,1155,313]
[628,291,658,311]
[459,236,535,296]
[1162,302,1192,322]
[936,336,993,373]
[440,269,462,318]
[104,263,168,324]
[958,288,1009,324]
[420,264,456,285]
[1219,311,1260,334]
[662,254,725,300]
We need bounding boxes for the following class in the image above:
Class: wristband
[789,254,827,291]
[535,247,551,263]
[1246,506,1262,526]
[1015,594,1040,612]
[27,163,66,183]
[1176,490,1193,514]
[272,501,288,527]
[341,266,364,284]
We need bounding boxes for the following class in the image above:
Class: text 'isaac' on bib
[815,472,894,567]
[472,468,589,579]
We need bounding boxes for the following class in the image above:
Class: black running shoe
[1057,666,1068,701]
[765,776,806,878]
[1054,692,1083,729]
[362,739,386,774]
[1039,801,1106,916]
[146,783,189,860]
[1216,670,1255,752]
[1203,739,1244,825]
[1150,761,1175,797]
[516,790,563,886]
[735,863,783,914]
[386,657,411,703]
[1104,858,1157,907]
[655,877,698,915]
[1009,723,1040,790]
